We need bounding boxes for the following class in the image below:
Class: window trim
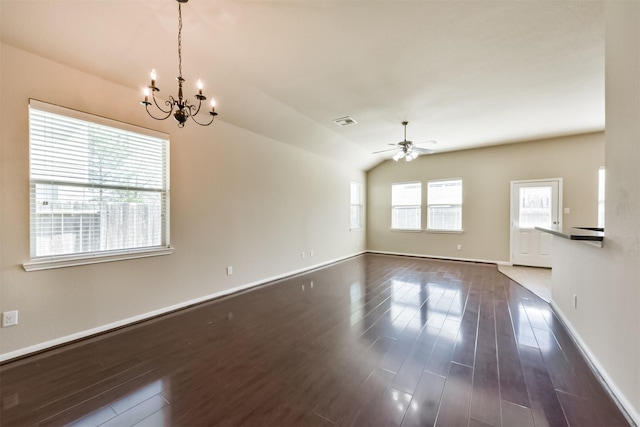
[425,229,464,234]
[391,181,422,231]
[23,246,174,272]
[426,178,463,232]
[24,99,171,271]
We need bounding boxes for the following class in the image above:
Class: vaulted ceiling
[0,1,604,170]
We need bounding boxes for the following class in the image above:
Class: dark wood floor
[0,254,630,427]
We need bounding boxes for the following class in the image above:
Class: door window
[518,186,552,229]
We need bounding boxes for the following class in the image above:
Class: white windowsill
[390,228,423,232]
[425,229,464,234]
[23,246,174,272]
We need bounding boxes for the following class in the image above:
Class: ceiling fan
[373,121,436,161]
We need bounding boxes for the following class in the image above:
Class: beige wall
[551,2,640,422]
[0,44,366,359]
[367,133,604,263]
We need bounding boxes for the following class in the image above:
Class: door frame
[509,178,563,266]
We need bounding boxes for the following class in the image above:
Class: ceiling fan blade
[372,148,400,154]
[413,140,437,146]
[412,147,435,154]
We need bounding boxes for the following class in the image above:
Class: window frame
[426,178,463,232]
[391,181,422,231]
[23,99,172,272]
[350,181,364,231]
[598,167,605,229]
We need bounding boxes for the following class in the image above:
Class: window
[427,179,462,231]
[598,167,605,228]
[350,181,364,230]
[392,182,421,230]
[27,100,170,269]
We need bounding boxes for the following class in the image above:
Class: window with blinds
[598,167,605,228]
[28,100,170,261]
[391,182,421,230]
[427,179,462,231]
[350,181,364,230]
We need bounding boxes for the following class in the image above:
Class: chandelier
[141,0,217,127]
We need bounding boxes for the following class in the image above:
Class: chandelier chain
[177,2,183,79]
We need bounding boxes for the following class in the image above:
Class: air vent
[333,116,358,127]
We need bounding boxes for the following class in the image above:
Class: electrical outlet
[457,244,462,251]
[226,266,233,276]
[301,251,305,259]
[2,311,18,328]
[310,250,314,257]
[573,294,578,309]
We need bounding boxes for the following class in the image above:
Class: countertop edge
[535,226,604,242]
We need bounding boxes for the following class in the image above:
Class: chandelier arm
[150,92,174,115]
[188,98,203,117]
[145,104,174,121]
[189,111,216,126]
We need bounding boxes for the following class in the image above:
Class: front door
[510,179,561,267]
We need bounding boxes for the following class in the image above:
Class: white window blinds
[29,100,170,259]
[392,182,421,230]
[427,179,462,231]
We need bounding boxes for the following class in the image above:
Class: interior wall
[551,2,640,421]
[0,43,366,359]
[366,133,604,263]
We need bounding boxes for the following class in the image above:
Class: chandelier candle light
[141,0,217,127]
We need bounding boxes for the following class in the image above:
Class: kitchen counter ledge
[535,225,604,247]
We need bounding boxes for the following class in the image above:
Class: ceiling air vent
[333,116,358,127]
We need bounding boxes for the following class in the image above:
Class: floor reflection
[67,379,170,427]
[353,258,468,349]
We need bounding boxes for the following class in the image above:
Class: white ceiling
[0,0,605,171]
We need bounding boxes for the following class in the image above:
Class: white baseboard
[550,301,640,426]
[366,250,510,266]
[0,251,366,363]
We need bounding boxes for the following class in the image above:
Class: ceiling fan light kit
[393,150,419,162]
[141,0,217,128]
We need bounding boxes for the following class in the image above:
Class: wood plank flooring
[0,254,630,426]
